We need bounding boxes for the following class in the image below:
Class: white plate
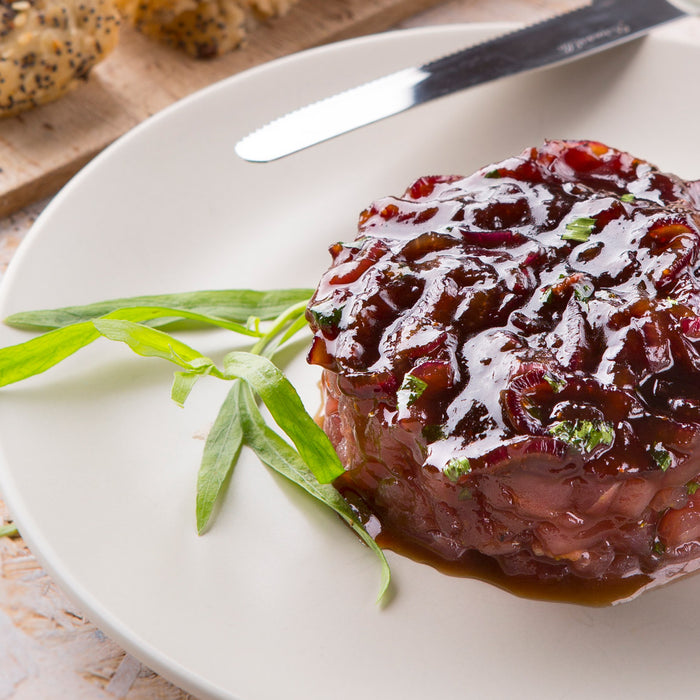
[1,21,700,700]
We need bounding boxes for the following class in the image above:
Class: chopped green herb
[422,424,445,442]
[485,169,502,179]
[652,445,672,472]
[653,540,666,555]
[621,193,636,203]
[543,372,566,393]
[666,298,679,307]
[523,399,544,421]
[562,217,596,243]
[398,373,428,409]
[548,419,614,453]
[687,481,700,496]
[308,302,343,330]
[540,287,554,304]
[444,457,471,483]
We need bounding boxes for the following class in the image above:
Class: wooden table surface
[0,1,585,697]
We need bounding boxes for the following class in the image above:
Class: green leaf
[308,301,343,330]
[223,351,344,484]
[422,424,445,443]
[171,370,205,407]
[104,305,261,336]
[621,193,636,203]
[548,419,614,453]
[0,307,237,389]
[93,319,221,376]
[562,217,596,243]
[196,382,245,534]
[0,523,18,538]
[652,445,672,472]
[444,457,471,483]
[5,289,315,330]
[237,384,391,603]
[397,373,428,410]
[0,322,101,387]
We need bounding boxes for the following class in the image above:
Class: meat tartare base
[307,140,700,603]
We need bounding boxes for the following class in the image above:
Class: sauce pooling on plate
[307,140,700,604]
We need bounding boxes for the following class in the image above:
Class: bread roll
[115,0,299,58]
[0,0,120,116]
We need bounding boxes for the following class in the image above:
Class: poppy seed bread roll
[115,0,299,58]
[0,0,120,116]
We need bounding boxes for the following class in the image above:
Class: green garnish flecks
[562,217,596,243]
[621,193,636,203]
[652,445,672,472]
[485,169,502,179]
[543,372,566,393]
[548,419,614,453]
[687,481,700,496]
[398,373,428,409]
[444,457,471,483]
[308,301,343,330]
[422,424,445,443]
[540,287,554,304]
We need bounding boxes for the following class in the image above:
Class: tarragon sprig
[0,289,391,602]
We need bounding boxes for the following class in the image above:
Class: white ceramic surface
[0,21,699,700]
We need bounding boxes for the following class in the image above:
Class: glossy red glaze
[307,140,700,599]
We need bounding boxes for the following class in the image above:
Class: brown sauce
[377,532,653,606]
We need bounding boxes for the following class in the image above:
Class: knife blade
[235,0,699,163]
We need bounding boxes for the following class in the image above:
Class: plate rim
[1,18,699,699]
[0,22,515,700]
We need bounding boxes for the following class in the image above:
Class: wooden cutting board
[0,0,447,218]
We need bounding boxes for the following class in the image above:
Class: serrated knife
[235,0,700,162]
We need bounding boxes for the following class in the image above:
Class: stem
[251,299,310,357]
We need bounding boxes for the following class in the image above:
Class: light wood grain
[0,2,593,698]
[0,0,449,219]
